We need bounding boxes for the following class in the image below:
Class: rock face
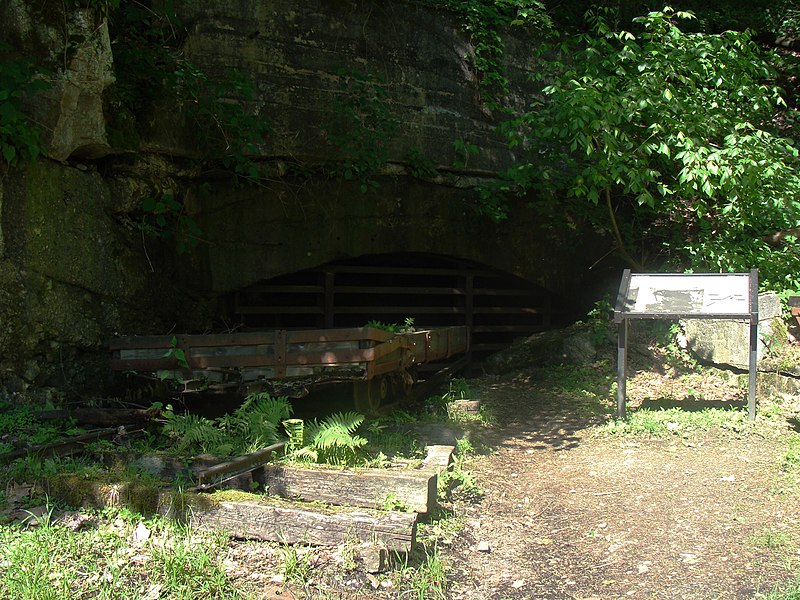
[1,2,115,161]
[0,160,190,391]
[683,293,782,370]
[165,0,519,168]
[485,324,604,374]
[0,1,615,392]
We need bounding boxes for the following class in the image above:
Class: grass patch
[596,406,750,437]
[392,544,448,600]
[0,506,242,599]
[757,578,800,600]
[751,528,793,550]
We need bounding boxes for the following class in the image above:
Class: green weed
[0,508,241,599]
[280,543,313,587]
[752,528,792,550]
[438,437,483,503]
[394,545,448,600]
[598,407,749,437]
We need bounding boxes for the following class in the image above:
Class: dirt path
[441,371,800,599]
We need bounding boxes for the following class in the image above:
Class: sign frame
[613,269,758,421]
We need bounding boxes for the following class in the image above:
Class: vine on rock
[323,68,399,193]
[428,0,551,109]
[0,44,50,166]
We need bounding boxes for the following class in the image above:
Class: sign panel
[621,274,750,317]
[614,269,758,422]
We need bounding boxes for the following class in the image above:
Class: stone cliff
[0,0,611,393]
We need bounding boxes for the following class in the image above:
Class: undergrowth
[598,406,751,438]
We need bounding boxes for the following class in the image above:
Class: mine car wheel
[353,375,391,416]
[391,369,416,400]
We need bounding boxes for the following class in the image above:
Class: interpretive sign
[614,269,758,420]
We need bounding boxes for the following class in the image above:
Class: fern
[302,412,368,466]
[162,412,226,454]
[161,394,293,457]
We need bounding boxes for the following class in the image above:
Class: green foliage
[282,418,305,453]
[497,7,800,288]
[599,406,749,437]
[216,393,290,454]
[784,433,800,473]
[109,4,269,179]
[106,3,182,146]
[162,411,227,454]
[382,492,412,512]
[161,393,292,457]
[280,543,313,587]
[447,378,471,401]
[141,194,202,255]
[452,137,479,170]
[362,421,424,464]
[162,335,189,369]
[432,0,552,107]
[170,66,271,179]
[292,411,368,466]
[0,509,241,599]
[400,544,449,600]
[0,45,50,165]
[404,147,439,178]
[324,68,399,193]
[438,436,483,502]
[751,527,791,550]
[585,296,614,346]
[0,398,83,462]
[366,317,415,333]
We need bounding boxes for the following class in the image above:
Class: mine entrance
[229,253,559,359]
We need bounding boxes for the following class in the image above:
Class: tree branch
[606,187,644,271]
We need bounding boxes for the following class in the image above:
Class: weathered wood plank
[40,478,416,553]
[260,465,437,514]
[190,496,417,552]
[422,445,455,472]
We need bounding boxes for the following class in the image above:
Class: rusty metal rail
[790,296,800,328]
[195,441,288,490]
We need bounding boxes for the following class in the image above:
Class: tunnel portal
[228,253,563,359]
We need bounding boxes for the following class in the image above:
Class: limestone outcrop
[0,1,612,392]
[1,1,115,161]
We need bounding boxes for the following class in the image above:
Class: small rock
[512,580,524,589]
[476,541,491,553]
[360,545,386,573]
[60,512,94,532]
[132,521,151,544]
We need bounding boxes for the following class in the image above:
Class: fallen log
[260,464,437,513]
[71,408,155,427]
[189,494,417,552]
[0,428,123,462]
